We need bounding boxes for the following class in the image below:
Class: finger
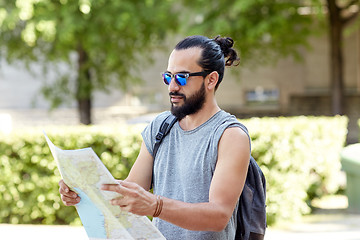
[118,180,138,189]
[119,205,130,212]
[58,179,69,193]
[110,199,130,212]
[102,182,136,197]
[101,183,124,194]
[61,196,80,206]
[59,180,75,197]
[58,180,80,198]
[59,187,78,199]
[61,195,81,206]
[109,196,126,206]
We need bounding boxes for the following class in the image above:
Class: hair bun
[214,36,233,56]
[214,35,239,66]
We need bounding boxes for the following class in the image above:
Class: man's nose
[168,77,180,92]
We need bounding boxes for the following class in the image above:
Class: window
[245,87,279,106]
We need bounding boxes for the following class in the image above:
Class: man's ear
[206,71,219,91]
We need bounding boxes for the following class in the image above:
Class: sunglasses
[162,71,209,86]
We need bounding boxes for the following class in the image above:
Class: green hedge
[242,116,348,224]
[0,116,347,226]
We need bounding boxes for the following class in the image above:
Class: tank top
[141,110,250,240]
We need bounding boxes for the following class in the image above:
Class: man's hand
[58,179,80,206]
[101,181,157,216]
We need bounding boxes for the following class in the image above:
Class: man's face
[170,81,206,120]
[166,48,207,120]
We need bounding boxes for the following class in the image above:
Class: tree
[182,0,315,66]
[0,0,178,124]
[183,0,360,115]
[325,0,359,114]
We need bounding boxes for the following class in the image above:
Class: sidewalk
[1,211,359,240]
[265,211,360,240]
[0,224,88,240]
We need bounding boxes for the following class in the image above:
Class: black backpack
[152,114,267,240]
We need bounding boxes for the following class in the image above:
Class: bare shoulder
[220,126,250,148]
[217,126,251,167]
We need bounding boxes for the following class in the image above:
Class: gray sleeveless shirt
[141,110,250,240]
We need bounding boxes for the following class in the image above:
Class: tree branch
[342,7,360,25]
[344,0,359,10]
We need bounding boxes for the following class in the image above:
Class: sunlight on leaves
[0,8,7,27]
[21,22,36,46]
[16,0,34,21]
[79,0,91,14]
[36,20,56,42]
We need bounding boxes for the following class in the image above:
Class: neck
[179,99,220,131]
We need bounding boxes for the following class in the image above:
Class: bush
[0,116,347,226]
[242,116,348,224]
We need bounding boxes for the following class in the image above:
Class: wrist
[153,195,163,218]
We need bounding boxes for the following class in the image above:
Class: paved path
[0,224,88,240]
[1,212,359,240]
[265,213,360,240]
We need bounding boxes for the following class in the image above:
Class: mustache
[169,92,186,98]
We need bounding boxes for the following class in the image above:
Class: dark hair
[174,35,240,90]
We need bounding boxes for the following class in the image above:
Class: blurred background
[1,0,360,239]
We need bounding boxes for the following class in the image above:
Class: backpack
[152,114,267,240]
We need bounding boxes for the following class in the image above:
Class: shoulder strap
[151,114,177,189]
[153,114,178,158]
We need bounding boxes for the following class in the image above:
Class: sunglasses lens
[175,74,187,86]
[162,73,172,85]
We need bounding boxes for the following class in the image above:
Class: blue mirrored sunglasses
[161,71,209,86]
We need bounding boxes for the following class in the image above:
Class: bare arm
[103,127,250,231]
[125,141,154,190]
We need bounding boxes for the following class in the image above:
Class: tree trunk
[77,46,92,125]
[327,0,344,115]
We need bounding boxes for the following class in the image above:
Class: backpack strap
[151,114,178,188]
[153,114,178,158]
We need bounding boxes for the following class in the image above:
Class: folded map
[44,132,165,240]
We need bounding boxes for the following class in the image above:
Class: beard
[170,82,206,120]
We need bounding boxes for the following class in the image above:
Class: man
[59,35,250,239]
